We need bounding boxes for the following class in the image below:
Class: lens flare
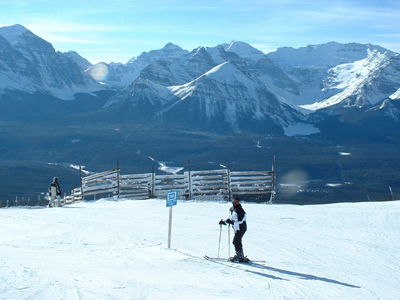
[280,169,309,197]
[87,62,109,81]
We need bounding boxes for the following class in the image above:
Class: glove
[225,219,234,225]
[219,219,226,225]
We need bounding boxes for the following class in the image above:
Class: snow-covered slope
[389,88,400,100]
[105,60,304,132]
[266,42,396,106]
[164,62,303,131]
[1,199,399,299]
[268,42,390,72]
[301,50,400,111]
[0,24,101,100]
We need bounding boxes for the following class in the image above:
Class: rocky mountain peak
[0,24,30,45]
[225,40,266,62]
[0,24,100,99]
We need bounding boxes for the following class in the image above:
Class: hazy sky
[1,0,399,64]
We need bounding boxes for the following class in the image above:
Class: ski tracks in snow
[1,200,400,299]
[200,255,356,300]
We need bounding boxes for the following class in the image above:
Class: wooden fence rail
[0,157,276,208]
[76,158,276,203]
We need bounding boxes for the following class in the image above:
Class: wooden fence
[72,158,276,203]
[0,192,82,208]
[0,158,276,208]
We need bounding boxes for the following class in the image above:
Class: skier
[48,177,62,207]
[219,197,247,262]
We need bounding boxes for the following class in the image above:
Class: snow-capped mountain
[218,40,267,63]
[300,49,400,112]
[266,42,396,106]
[202,40,266,65]
[1,24,400,133]
[163,61,304,132]
[103,44,304,132]
[101,39,400,130]
[0,24,100,99]
[86,43,191,87]
[102,44,220,107]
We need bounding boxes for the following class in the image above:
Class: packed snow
[1,199,399,299]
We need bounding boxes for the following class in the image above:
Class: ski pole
[228,224,231,259]
[217,224,222,258]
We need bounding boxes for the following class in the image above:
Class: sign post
[166,191,178,248]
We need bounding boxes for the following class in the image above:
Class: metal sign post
[166,191,178,248]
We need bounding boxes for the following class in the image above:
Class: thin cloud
[3,0,398,63]
[25,22,131,34]
[42,35,114,45]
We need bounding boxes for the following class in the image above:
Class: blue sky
[1,0,399,64]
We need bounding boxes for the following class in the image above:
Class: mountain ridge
[1,24,400,135]
[0,24,101,100]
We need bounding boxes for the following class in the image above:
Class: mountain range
[1,24,400,203]
[2,24,400,133]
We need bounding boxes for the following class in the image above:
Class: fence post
[117,160,120,199]
[227,166,231,201]
[15,196,18,207]
[188,160,192,200]
[389,186,394,201]
[269,156,276,204]
[71,184,75,204]
[80,165,84,200]
[151,166,155,198]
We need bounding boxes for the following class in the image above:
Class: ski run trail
[1,199,399,300]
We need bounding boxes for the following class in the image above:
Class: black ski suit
[228,203,247,252]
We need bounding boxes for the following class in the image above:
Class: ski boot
[230,251,245,262]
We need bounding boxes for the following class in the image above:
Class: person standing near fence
[48,177,62,207]
[219,197,248,262]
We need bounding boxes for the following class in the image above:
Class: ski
[204,255,264,263]
[204,255,229,261]
[246,259,266,263]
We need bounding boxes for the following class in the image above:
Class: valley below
[1,117,399,205]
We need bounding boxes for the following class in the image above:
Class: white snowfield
[1,199,399,300]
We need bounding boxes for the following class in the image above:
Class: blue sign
[166,191,178,207]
